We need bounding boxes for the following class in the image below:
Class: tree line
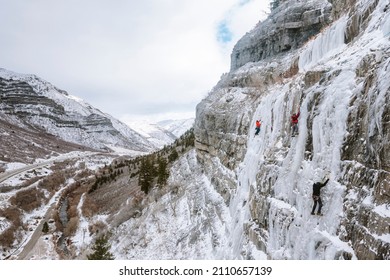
[137,128,194,194]
[88,128,195,195]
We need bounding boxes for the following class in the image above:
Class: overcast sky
[0,0,270,123]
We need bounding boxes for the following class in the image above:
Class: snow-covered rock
[231,0,333,71]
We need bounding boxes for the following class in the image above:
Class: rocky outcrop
[230,0,332,71]
[0,78,63,113]
[195,86,253,170]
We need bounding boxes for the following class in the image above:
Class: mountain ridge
[0,68,155,156]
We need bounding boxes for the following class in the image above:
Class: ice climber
[311,177,330,216]
[291,110,300,137]
[255,120,261,135]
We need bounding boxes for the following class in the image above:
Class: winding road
[0,161,53,185]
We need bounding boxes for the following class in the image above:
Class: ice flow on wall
[194,0,390,259]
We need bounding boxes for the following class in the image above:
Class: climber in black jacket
[311,177,330,216]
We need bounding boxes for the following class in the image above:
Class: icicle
[298,16,348,71]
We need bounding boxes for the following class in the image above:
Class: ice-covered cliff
[195,0,390,259]
[108,0,389,260]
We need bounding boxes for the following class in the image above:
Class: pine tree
[157,157,169,186]
[87,234,114,260]
[138,158,153,194]
[168,149,179,162]
[42,221,49,234]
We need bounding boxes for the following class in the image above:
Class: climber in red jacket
[255,120,261,135]
[291,110,300,137]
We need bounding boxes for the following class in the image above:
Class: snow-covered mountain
[106,0,390,259]
[157,119,195,138]
[125,118,194,149]
[0,68,155,155]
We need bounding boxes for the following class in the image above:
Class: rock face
[0,69,154,153]
[230,0,332,71]
[194,0,390,259]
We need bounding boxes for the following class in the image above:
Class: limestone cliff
[231,0,332,70]
[194,0,390,259]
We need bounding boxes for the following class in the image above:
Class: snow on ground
[373,233,390,243]
[33,150,98,164]
[1,68,155,153]
[75,155,114,171]
[4,162,27,171]
[0,167,52,187]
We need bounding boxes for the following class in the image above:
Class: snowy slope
[125,119,194,148]
[157,118,195,138]
[125,121,177,149]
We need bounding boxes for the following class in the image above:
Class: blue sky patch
[217,21,233,43]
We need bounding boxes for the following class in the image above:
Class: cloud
[0,0,270,123]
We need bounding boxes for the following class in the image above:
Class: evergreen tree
[138,158,153,194]
[157,157,169,186]
[42,221,49,234]
[168,149,179,162]
[187,130,195,147]
[87,234,114,260]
